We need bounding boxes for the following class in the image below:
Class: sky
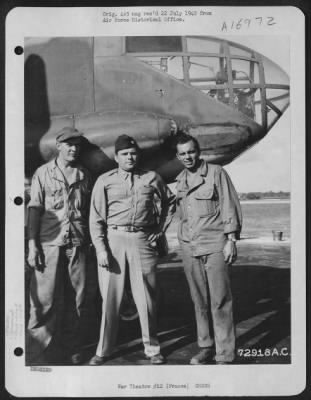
[221,36,291,193]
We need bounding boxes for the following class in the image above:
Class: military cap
[56,127,83,143]
[115,135,140,153]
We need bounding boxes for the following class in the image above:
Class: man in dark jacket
[175,133,242,365]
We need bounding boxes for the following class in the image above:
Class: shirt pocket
[45,188,64,210]
[107,185,128,208]
[139,185,154,208]
[109,186,127,199]
[194,188,217,217]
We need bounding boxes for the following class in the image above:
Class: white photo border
[5,5,306,397]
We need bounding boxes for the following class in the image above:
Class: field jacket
[175,161,242,256]
[28,159,92,246]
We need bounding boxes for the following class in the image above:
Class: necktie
[129,173,134,190]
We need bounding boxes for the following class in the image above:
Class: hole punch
[14,46,24,55]
[14,347,24,357]
[14,196,23,206]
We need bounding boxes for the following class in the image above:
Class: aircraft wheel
[120,286,139,321]
[119,284,162,322]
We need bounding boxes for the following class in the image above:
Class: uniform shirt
[28,159,92,246]
[89,168,176,254]
[176,160,242,256]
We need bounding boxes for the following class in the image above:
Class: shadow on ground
[80,248,290,365]
[25,245,291,365]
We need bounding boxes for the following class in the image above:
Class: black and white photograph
[4,6,306,398]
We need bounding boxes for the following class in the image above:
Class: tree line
[239,191,290,200]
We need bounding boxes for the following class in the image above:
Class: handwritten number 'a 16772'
[221,17,276,31]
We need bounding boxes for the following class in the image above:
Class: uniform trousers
[96,228,160,358]
[26,244,87,363]
[181,244,235,362]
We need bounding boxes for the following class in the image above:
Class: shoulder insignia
[102,168,118,177]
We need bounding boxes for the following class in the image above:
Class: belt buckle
[128,226,139,232]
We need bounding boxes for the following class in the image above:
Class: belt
[109,225,145,233]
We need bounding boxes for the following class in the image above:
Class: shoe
[190,348,215,365]
[70,352,84,365]
[148,353,166,365]
[88,355,108,366]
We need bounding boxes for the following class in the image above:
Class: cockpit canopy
[125,36,289,130]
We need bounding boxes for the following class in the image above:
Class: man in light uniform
[175,133,242,365]
[27,127,92,365]
[89,135,175,365]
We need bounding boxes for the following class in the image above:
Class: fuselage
[25,36,290,182]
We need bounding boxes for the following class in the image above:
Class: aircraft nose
[188,122,262,165]
[260,54,290,130]
[184,50,289,165]
[175,37,289,165]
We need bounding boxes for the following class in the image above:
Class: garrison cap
[56,127,83,143]
[115,135,140,153]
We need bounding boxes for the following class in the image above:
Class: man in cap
[26,126,92,365]
[89,134,175,365]
[175,133,242,365]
